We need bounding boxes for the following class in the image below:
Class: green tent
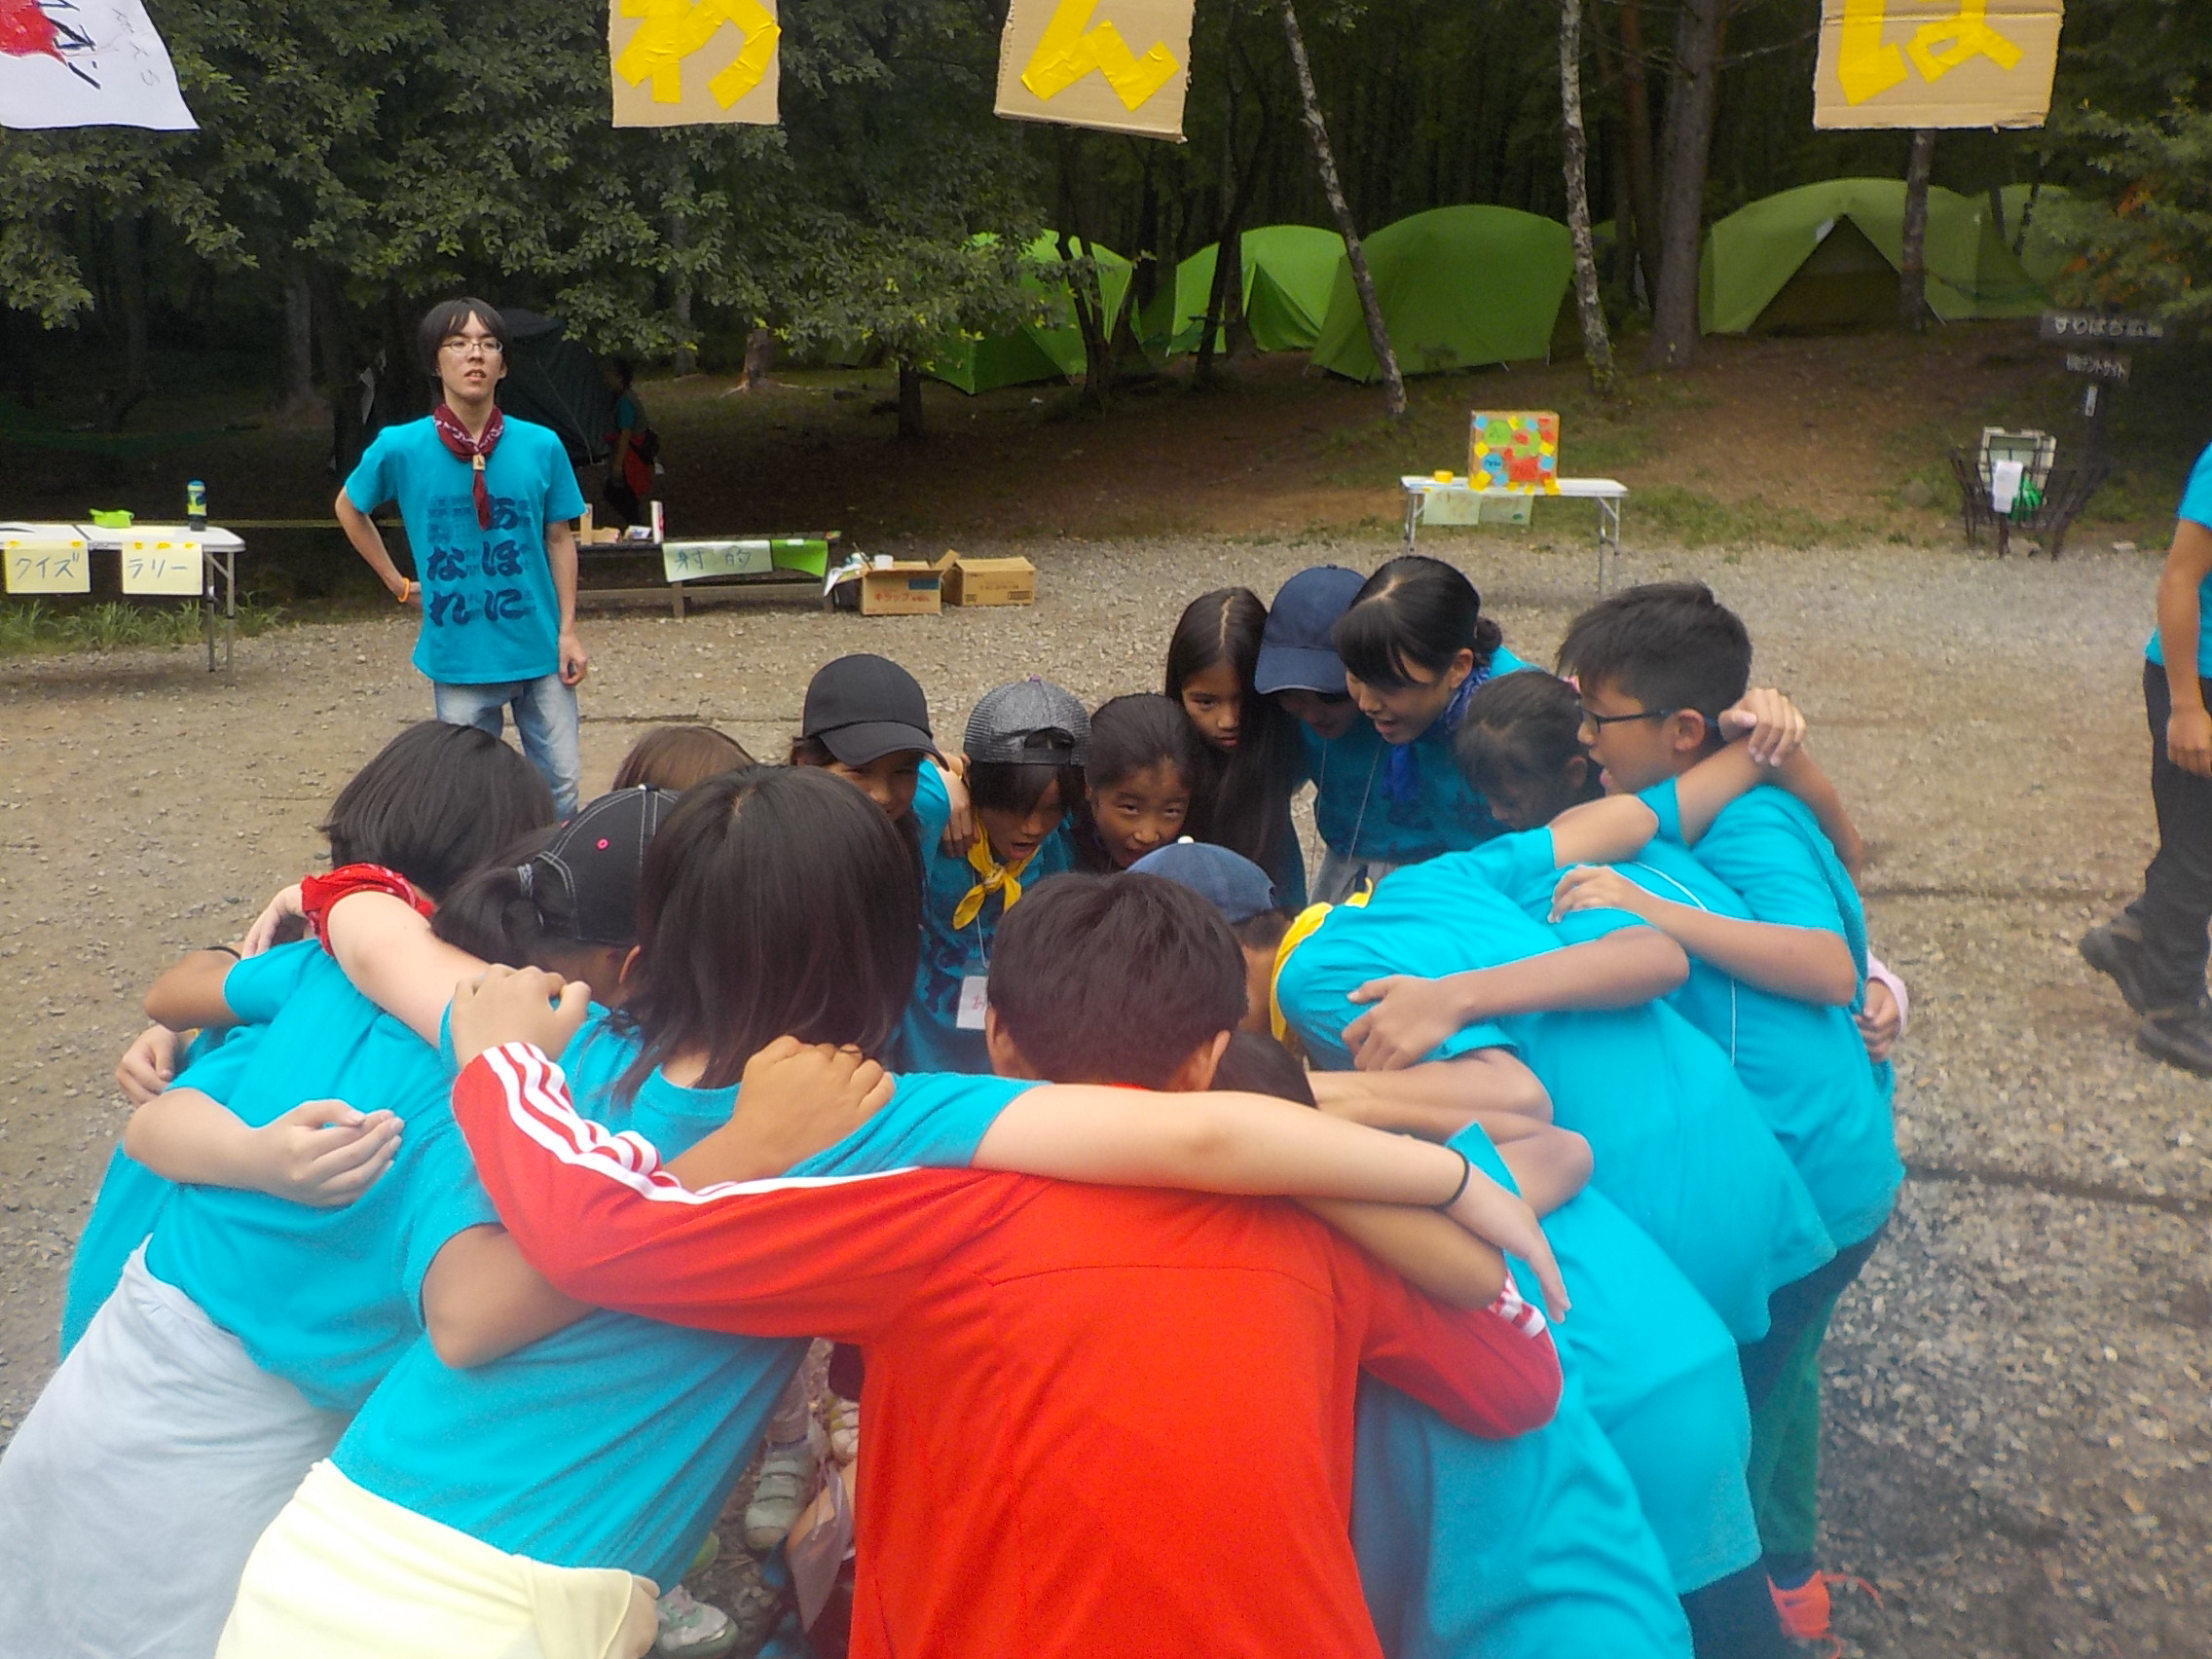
[1310,205,1573,383]
[1152,226,1346,354]
[1999,183,2080,292]
[1699,179,2046,335]
[922,234,1134,394]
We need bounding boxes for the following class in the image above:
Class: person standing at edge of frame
[2082,434,2212,1074]
[335,297,591,816]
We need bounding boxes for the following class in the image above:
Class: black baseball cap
[802,654,940,767]
[1255,566,1366,695]
[530,787,679,945]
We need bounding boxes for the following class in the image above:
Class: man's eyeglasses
[1579,705,1677,729]
[441,336,505,356]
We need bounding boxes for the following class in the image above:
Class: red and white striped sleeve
[451,1041,1013,1341]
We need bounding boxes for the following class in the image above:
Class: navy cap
[530,786,679,946]
[1128,840,1278,925]
[1255,566,1366,695]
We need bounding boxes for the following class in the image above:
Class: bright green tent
[1999,183,2080,292]
[1310,205,1572,383]
[1152,226,1346,354]
[1699,179,2045,335]
[922,234,1133,394]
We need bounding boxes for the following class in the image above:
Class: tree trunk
[1616,0,1664,307]
[314,276,365,477]
[282,264,316,411]
[1198,28,1266,387]
[1279,0,1403,415]
[668,158,696,375]
[103,209,151,430]
[1899,129,1936,331]
[1644,0,1728,368]
[741,327,776,389]
[1056,133,1120,410]
[896,356,925,440]
[1559,0,1616,394]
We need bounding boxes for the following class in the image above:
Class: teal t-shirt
[1638,783,1902,1249]
[1275,853,1831,1342]
[1296,647,1533,866]
[344,413,585,684]
[898,760,1075,1074]
[59,1024,264,1359]
[2144,442,2212,675]
[1456,1129,1757,1595]
[139,945,498,1413]
[332,1011,1037,1591]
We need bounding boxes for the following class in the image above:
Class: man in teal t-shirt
[336,298,590,814]
[2082,439,2212,1073]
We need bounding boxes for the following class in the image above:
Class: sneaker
[743,1437,819,1553]
[2080,920,2151,1014]
[656,1584,738,1659]
[826,1395,860,1465]
[1769,1570,1880,1659]
[2138,1000,2212,1076]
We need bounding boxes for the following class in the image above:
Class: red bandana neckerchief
[431,402,505,530]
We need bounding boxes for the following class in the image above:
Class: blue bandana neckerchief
[1382,662,1491,807]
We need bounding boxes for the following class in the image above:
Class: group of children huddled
[0,555,1913,1659]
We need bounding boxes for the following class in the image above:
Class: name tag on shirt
[957,975,989,1031]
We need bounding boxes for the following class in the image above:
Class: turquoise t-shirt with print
[2144,442,2212,676]
[332,1011,1038,1591]
[139,945,497,1413]
[59,1023,265,1358]
[345,414,585,684]
[1274,853,1831,1343]
[898,760,1074,1074]
[1638,781,1902,1249]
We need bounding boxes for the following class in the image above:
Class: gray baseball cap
[964,677,1089,766]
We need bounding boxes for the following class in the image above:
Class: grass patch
[0,599,282,657]
[1623,485,1853,550]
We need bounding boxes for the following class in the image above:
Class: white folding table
[76,524,248,678]
[1399,475,1628,591]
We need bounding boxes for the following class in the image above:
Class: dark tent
[497,309,617,464]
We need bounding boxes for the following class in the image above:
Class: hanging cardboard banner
[994,0,1193,141]
[1813,0,2063,129]
[609,0,780,128]
[0,0,196,130]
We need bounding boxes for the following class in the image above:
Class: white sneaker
[743,1436,819,1552]
[826,1395,860,1466]
[655,1584,737,1658]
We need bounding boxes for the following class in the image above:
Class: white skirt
[218,1460,658,1659]
[0,1247,350,1659]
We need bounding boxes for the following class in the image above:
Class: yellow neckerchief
[1268,884,1373,1042]
[951,832,1037,931]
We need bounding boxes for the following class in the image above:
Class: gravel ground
[1,529,2206,1658]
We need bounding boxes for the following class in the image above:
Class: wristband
[394,578,416,604]
[300,864,434,955]
[204,943,241,959]
[1434,1146,1474,1211]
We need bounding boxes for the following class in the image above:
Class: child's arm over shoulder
[123,1088,401,1206]
[1301,1199,1505,1310]
[1346,1245,1561,1441]
[143,950,243,1032]
[325,889,486,1046]
[420,1225,595,1368]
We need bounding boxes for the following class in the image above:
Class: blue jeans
[432,674,580,817]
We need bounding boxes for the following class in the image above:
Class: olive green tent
[1310,205,1573,382]
[1698,179,2046,335]
[1151,226,1346,354]
[1999,183,2080,292]
[922,234,1134,394]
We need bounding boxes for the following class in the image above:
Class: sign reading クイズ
[1813,0,2064,130]
[609,0,780,128]
[994,0,1195,140]
[2,532,89,594]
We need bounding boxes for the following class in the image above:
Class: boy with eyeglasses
[336,297,590,815]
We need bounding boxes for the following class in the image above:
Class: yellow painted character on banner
[617,0,780,108]
[1020,0,1178,112]
[1836,0,2025,106]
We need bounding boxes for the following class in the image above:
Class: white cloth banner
[0,0,198,130]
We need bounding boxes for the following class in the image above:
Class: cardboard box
[941,553,1037,608]
[855,557,943,616]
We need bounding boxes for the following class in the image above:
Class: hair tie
[515,862,535,898]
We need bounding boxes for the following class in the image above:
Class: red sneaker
[1769,1571,1881,1657]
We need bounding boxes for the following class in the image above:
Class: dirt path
[1,530,2205,1657]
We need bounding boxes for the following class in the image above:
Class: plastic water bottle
[186,479,206,532]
